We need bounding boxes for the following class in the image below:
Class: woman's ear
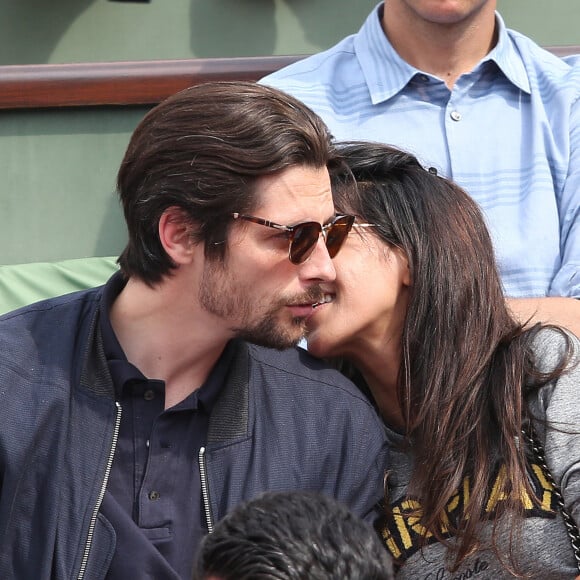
[158,207,196,265]
[393,247,412,287]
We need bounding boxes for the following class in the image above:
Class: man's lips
[286,293,334,317]
[287,304,317,318]
[286,292,334,318]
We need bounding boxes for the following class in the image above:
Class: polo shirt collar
[355,2,411,104]
[483,13,531,94]
[355,2,530,104]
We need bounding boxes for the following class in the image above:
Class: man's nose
[298,236,337,282]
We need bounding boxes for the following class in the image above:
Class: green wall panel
[1,108,146,264]
[498,0,579,46]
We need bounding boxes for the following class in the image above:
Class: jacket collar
[207,339,250,444]
[79,296,116,399]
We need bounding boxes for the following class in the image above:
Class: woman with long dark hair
[306,141,580,578]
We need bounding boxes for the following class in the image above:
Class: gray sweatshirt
[382,328,580,579]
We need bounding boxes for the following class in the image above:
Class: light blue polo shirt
[262,3,580,299]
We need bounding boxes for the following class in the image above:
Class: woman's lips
[312,294,334,309]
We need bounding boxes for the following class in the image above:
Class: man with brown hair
[0,82,388,579]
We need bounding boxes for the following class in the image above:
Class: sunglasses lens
[289,222,321,264]
[325,215,355,258]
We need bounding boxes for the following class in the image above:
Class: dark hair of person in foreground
[194,491,394,580]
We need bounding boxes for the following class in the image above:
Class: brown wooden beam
[545,45,580,58]
[0,47,577,110]
[0,55,303,110]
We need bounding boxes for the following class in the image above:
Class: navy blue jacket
[0,284,388,579]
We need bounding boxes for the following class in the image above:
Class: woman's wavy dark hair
[331,141,575,572]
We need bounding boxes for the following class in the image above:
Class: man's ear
[158,207,197,265]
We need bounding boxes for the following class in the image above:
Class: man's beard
[235,311,307,350]
[199,260,322,350]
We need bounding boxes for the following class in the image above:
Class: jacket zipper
[77,401,122,580]
[199,446,214,533]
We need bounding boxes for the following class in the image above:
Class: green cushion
[0,256,119,315]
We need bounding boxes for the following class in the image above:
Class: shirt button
[144,389,155,401]
[148,491,161,501]
[450,110,462,121]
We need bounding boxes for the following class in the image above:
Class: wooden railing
[0,47,577,110]
[0,56,302,110]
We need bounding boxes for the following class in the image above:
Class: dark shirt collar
[99,272,141,397]
[99,270,232,412]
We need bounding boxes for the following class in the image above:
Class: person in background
[305,141,580,577]
[261,0,580,336]
[195,491,395,580]
[0,83,388,580]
